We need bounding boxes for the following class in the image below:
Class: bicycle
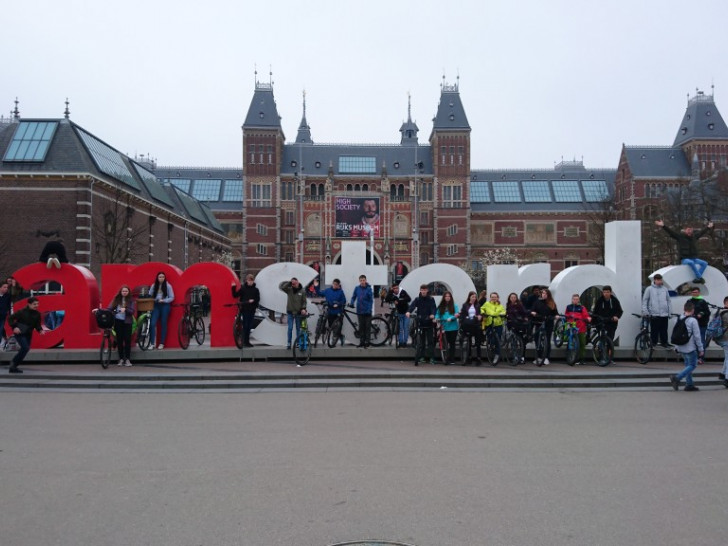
[94,309,116,369]
[134,297,154,351]
[528,315,551,365]
[383,304,404,348]
[436,318,459,364]
[312,301,332,348]
[458,323,482,366]
[327,306,390,348]
[552,315,566,348]
[586,315,615,367]
[632,313,653,364]
[483,314,506,365]
[410,316,435,365]
[293,313,312,366]
[560,315,588,366]
[500,322,525,365]
[177,303,206,350]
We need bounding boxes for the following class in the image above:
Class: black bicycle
[312,301,332,348]
[177,303,205,350]
[632,313,653,364]
[587,315,615,366]
[383,304,404,348]
[328,306,390,348]
[293,313,312,366]
[411,316,435,365]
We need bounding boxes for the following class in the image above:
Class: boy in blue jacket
[350,275,373,347]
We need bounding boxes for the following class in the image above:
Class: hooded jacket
[350,282,374,315]
[641,281,672,317]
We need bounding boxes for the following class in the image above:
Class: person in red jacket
[565,293,591,365]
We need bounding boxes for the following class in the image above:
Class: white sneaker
[543,358,550,365]
[46,258,54,269]
[124,360,132,367]
[51,257,61,269]
[533,359,540,365]
[117,359,124,366]
[157,344,164,349]
[149,345,155,350]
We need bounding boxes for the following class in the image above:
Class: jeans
[150,302,171,345]
[397,313,410,345]
[718,340,728,378]
[486,325,503,355]
[11,334,31,366]
[682,258,708,280]
[286,312,302,346]
[676,350,698,387]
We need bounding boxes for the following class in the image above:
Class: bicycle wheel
[392,317,400,348]
[233,316,244,349]
[193,317,205,345]
[634,332,652,364]
[552,317,565,348]
[313,316,326,347]
[439,331,449,363]
[535,327,548,363]
[593,335,614,367]
[565,333,578,366]
[100,333,112,369]
[369,317,390,346]
[484,331,497,365]
[327,316,343,348]
[505,334,524,365]
[178,318,191,350]
[136,314,151,351]
[412,329,422,365]
[293,331,311,366]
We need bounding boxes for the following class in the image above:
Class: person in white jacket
[669,301,704,392]
[641,273,672,348]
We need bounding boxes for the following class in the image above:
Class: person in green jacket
[280,278,308,350]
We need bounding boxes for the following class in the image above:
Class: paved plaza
[1,387,727,546]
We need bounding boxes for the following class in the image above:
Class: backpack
[670,316,692,346]
[705,311,727,346]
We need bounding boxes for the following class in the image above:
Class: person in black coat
[592,285,624,341]
[232,274,260,347]
[39,238,69,269]
[8,297,45,373]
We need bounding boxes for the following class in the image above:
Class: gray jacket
[676,314,704,354]
[641,282,672,317]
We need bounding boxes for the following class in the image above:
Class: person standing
[669,301,704,392]
[0,282,11,349]
[481,292,505,365]
[232,274,260,348]
[149,272,175,349]
[592,285,623,342]
[385,284,412,347]
[95,285,135,366]
[714,296,728,388]
[459,291,483,365]
[565,293,591,365]
[350,275,374,347]
[407,284,437,365]
[530,288,559,365]
[655,219,713,283]
[688,286,710,346]
[641,273,672,348]
[435,291,459,365]
[317,278,347,345]
[280,277,307,350]
[506,292,529,364]
[6,277,25,306]
[7,297,44,374]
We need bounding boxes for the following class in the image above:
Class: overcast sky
[4,0,727,170]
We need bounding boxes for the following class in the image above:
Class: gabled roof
[622,146,691,179]
[243,82,283,134]
[673,91,728,146]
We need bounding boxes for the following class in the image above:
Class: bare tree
[583,195,619,262]
[92,188,148,264]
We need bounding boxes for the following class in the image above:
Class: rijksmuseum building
[2,79,727,283]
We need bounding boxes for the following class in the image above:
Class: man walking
[642,273,672,348]
[350,275,373,347]
[670,301,704,392]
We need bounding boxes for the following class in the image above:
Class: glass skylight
[339,156,377,174]
[522,180,551,202]
[222,180,243,201]
[3,121,58,161]
[492,181,521,202]
[470,181,490,202]
[133,163,174,206]
[581,180,609,202]
[191,179,222,201]
[551,180,582,202]
[76,127,140,190]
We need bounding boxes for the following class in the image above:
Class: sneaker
[429,359,436,365]
[669,374,679,391]
[286,345,291,350]
[543,358,550,365]
[46,257,54,269]
[149,345,155,350]
[719,373,726,381]
[117,359,124,366]
[296,364,304,368]
[124,360,132,367]
[723,379,728,389]
[157,344,164,350]
[492,355,500,365]
[51,257,61,269]
[535,359,542,366]
[684,385,700,391]
[9,367,23,374]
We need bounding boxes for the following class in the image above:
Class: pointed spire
[12,97,20,121]
[64,98,70,119]
[296,89,313,144]
[399,92,419,146]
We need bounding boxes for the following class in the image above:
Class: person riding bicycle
[481,292,505,365]
[565,293,591,366]
[316,278,347,346]
[460,291,483,366]
[407,284,437,364]
[231,274,260,348]
[385,283,412,347]
[592,285,623,342]
[435,291,459,365]
[530,288,558,365]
